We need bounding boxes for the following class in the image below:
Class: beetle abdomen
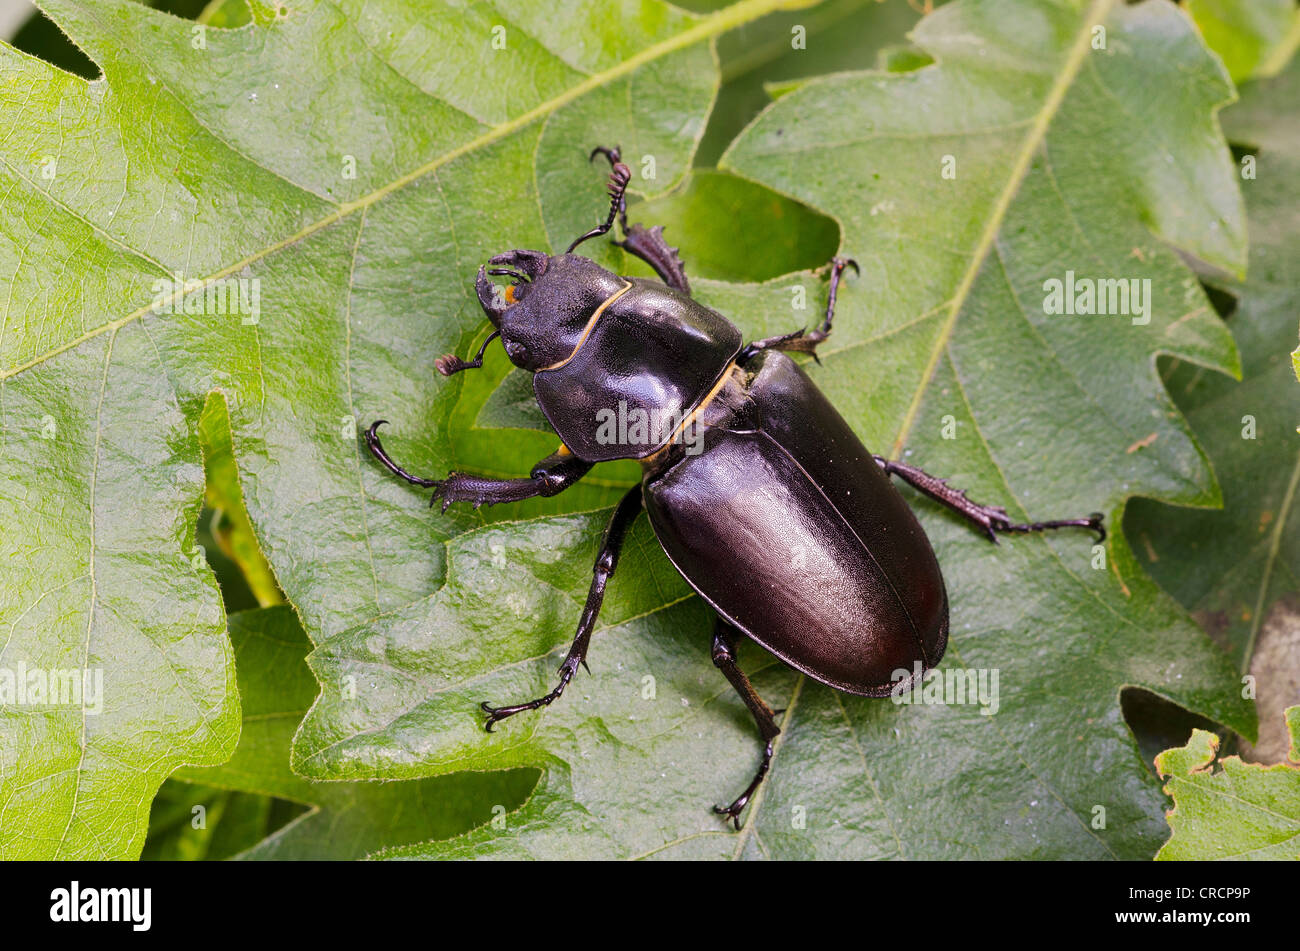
[642,351,948,696]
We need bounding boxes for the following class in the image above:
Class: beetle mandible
[366,146,1104,829]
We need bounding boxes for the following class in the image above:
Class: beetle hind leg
[479,486,643,731]
[874,455,1106,544]
[710,620,781,831]
[740,256,858,363]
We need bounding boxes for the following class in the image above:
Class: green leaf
[0,318,240,859]
[0,0,793,857]
[627,169,840,283]
[1220,55,1300,392]
[875,43,935,74]
[1129,58,1300,678]
[198,0,254,29]
[167,606,534,859]
[1,0,1265,861]
[1186,0,1300,84]
[1155,705,1300,860]
[300,0,1256,859]
[693,0,925,166]
[200,393,284,608]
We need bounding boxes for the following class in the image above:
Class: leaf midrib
[887,0,1118,459]
[0,0,796,383]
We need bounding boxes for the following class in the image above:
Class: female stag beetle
[366,147,1104,829]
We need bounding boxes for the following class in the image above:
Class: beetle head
[476,250,627,371]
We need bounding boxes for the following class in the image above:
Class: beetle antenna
[567,153,632,253]
[435,329,501,376]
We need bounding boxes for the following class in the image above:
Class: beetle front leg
[481,486,643,731]
[874,455,1105,543]
[710,620,781,831]
[365,422,592,511]
[588,146,692,295]
[740,256,858,363]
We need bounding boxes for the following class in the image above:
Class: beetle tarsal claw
[713,801,747,831]
[832,256,860,277]
[1088,512,1107,542]
[480,701,504,733]
[427,481,456,511]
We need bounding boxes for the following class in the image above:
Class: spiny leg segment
[587,146,692,295]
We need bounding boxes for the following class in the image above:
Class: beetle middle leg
[710,619,781,831]
[480,485,644,731]
[740,256,858,363]
[365,422,593,511]
[873,455,1106,543]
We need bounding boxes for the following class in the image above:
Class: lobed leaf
[0,0,789,858]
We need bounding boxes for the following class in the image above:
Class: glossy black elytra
[366,146,1105,829]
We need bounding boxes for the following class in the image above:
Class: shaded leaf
[693,0,924,165]
[141,781,304,861]
[1129,58,1300,674]
[1129,57,1300,774]
[200,393,283,608]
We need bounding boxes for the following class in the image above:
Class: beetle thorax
[530,279,743,463]
[495,254,629,371]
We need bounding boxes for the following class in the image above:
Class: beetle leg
[740,256,858,363]
[365,423,593,510]
[873,455,1106,544]
[588,146,630,233]
[428,449,592,511]
[480,486,643,731]
[567,150,633,254]
[710,620,781,831]
[363,420,440,488]
[588,146,692,295]
[620,223,692,296]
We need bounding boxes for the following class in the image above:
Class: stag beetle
[366,147,1104,828]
